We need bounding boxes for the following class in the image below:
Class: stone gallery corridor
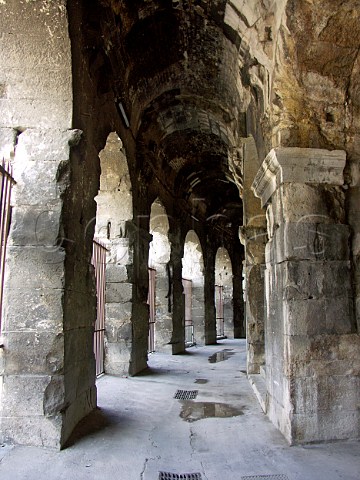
[0,340,359,480]
[0,0,359,477]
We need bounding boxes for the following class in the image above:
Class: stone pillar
[128,220,152,374]
[252,147,360,444]
[104,238,133,374]
[148,201,172,353]
[204,247,217,345]
[0,1,92,448]
[151,262,173,353]
[232,257,245,338]
[94,133,134,375]
[191,277,205,345]
[169,230,185,355]
[241,137,267,374]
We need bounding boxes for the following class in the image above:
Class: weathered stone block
[105,342,131,375]
[0,127,16,158]
[106,282,132,303]
[63,361,96,408]
[282,261,351,301]
[291,410,359,444]
[325,296,353,334]
[5,246,65,290]
[3,287,63,332]
[12,160,62,206]
[1,375,59,416]
[3,332,64,375]
[0,97,73,130]
[61,385,96,448]
[64,328,94,367]
[105,303,132,342]
[9,205,62,247]
[285,298,326,336]
[13,129,77,162]
[106,264,128,283]
[270,223,350,263]
[0,414,62,448]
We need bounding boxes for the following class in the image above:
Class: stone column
[204,247,217,345]
[169,230,185,355]
[94,133,134,375]
[104,237,133,374]
[0,1,91,449]
[252,147,360,444]
[192,276,205,345]
[232,257,245,338]
[128,220,152,374]
[241,137,267,374]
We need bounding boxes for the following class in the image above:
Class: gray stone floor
[0,339,359,479]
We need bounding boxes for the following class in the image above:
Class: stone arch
[215,247,234,339]
[182,230,205,345]
[93,132,134,376]
[148,198,172,352]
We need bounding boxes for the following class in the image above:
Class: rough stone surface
[0,0,359,451]
[254,147,358,444]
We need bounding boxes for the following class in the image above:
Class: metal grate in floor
[159,472,202,480]
[241,475,289,480]
[174,390,198,400]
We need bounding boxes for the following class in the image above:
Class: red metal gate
[148,268,156,353]
[215,285,225,338]
[0,159,15,333]
[92,239,107,376]
[182,278,194,346]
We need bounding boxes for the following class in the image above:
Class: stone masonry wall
[0,0,83,447]
[95,133,133,375]
[253,147,360,444]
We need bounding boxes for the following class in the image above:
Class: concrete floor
[0,339,359,479]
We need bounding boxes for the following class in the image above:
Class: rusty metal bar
[0,159,15,333]
[215,285,225,338]
[182,278,194,346]
[148,268,156,353]
[92,239,108,376]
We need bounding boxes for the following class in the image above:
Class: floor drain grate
[159,473,202,480]
[174,390,198,400]
[241,476,289,480]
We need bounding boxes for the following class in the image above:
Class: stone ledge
[252,147,346,207]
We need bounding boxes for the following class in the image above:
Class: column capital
[252,147,346,207]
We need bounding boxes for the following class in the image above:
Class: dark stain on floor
[180,401,244,422]
[208,349,235,363]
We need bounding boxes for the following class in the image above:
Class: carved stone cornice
[251,147,346,207]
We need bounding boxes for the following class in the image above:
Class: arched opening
[182,230,205,346]
[148,199,171,353]
[93,132,134,375]
[215,247,234,339]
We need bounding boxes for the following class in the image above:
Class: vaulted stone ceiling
[85,0,360,226]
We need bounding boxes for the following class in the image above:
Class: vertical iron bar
[0,161,15,332]
[92,239,107,376]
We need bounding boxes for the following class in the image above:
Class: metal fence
[148,268,156,353]
[0,159,15,333]
[182,278,194,346]
[215,285,225,338]
[92,239,108,376]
